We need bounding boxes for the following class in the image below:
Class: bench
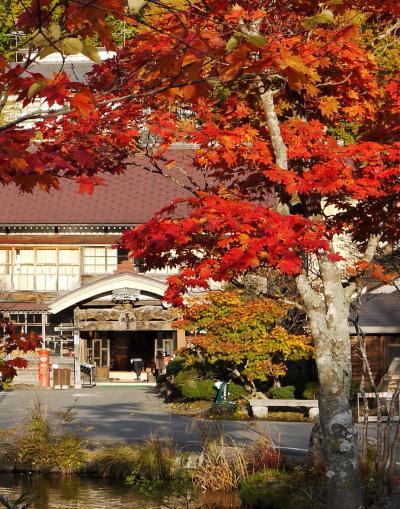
[249,399,319,419]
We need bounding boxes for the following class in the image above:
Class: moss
[239,467,325,509]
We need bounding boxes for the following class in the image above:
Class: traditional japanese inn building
[0,158,191,387]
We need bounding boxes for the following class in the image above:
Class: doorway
[110,331,156,372]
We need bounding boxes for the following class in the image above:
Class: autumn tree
[0,318,41,386]
[1,1,400,508]
[176,291,312,388]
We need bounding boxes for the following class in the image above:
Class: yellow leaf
[128,0,147,14]
[82,44,101,64]
[61,38,83,56]
[48,23,61,41]
[38,45,58,60]
[27,81,46,99]
[319,95,340,118]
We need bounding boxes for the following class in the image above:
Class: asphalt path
[0,386,313,454]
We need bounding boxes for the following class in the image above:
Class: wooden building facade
[0,159,191,387]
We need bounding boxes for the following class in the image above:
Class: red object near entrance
[38,349,50,387]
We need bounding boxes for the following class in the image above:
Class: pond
[0,473,241,509]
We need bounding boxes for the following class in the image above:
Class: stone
[309,407,320,420]
[252,406,269,418]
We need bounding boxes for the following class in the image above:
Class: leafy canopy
[0,1,399,300]
[176,291,313,383]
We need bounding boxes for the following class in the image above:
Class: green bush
[16,402,86,473]
[267,386,295,399]
[239,469,290,508]
[174,367,198,388]
[302,382,319,400]
[228,382,247,401]
[93,446,139,478]
[181,379,216,400]
[156,373,167,384]
[239,468,324,509]
[166,357,186,376]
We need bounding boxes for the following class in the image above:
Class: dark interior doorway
[109,331,155,371]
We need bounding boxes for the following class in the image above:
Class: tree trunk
[258,82,365,508]
[296,261,364,509]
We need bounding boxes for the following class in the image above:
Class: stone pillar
[176,329,186,350]
[73,330,82,389]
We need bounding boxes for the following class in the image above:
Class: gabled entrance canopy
[49,272,168,315]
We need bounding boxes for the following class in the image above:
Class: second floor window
[83,247,117,275]
[0,248,80,292]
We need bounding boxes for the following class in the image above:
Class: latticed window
[83,247,117,274]
[0,248,80,291]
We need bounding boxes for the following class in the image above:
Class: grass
[92,445,140,478]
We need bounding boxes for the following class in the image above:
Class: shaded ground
[0,386,312,453]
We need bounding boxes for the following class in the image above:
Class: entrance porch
[81,329,177,383]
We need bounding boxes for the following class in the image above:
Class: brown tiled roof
[0,150,196,225]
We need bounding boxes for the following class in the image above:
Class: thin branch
[0,77,208,132]
[344,232,382,302]
[316,73,353,88]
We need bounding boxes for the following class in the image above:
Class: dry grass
[92,446,140,478]
[193,439,249,491]
[135,435,176,481]
[193,422,283,492]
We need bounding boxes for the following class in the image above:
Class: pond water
[0,473,241,509]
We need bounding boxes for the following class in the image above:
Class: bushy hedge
[302,382,319,400]
[166,357,186,376]
[180,379,217,400]
[267,386,295,399]
[228,382,247,401]
[173,367,198,388]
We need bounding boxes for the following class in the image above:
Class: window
[58,249,80,291]
[47,334,74,357]
[0,250,12,290]
[13,249,35,290]
[0,248,80,292]
[83,247,117,274]
[9,312,46,335]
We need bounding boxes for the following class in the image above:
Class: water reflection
[0,474,241,508]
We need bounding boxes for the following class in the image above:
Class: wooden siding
[351,335,400,382]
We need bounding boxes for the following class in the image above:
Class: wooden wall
[351,334,400,382]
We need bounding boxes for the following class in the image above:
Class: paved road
[0,386,313,453]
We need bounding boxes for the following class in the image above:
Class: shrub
[166,357,186,376]
[228,382,247,401]
[239,469,289,508]
[267,386,295,399]
[134,436,176,481]
[16,402,86,473]
[239,467,324,509]
[55,435,87,474]
[156,373,167,384]
[174,367,199,389]
[302,382,319,400]
[93,446,139,478]
[181,379,216,400]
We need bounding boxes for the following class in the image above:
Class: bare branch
[344,232,382,302]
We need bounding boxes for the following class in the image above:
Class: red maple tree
[0,318,41,385]
[1,1,400,507]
